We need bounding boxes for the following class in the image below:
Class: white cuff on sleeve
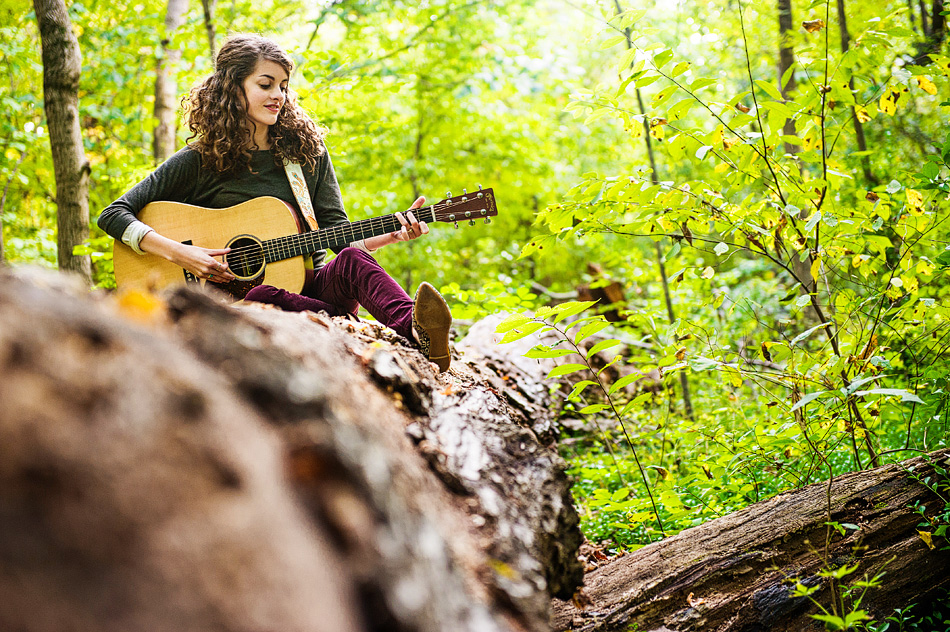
[121,220,155,255]
[349,239,377,253]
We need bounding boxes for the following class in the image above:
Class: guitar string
[214,200,490,275]
[221,208,440,273]
[217,210,431,272]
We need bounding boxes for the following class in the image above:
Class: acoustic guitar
[113,187,497,300]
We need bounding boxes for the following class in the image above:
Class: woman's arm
[97,148,235,281]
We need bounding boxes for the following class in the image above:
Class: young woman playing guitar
[98,34,453,372]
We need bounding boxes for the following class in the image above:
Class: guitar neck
[263,206,437,263]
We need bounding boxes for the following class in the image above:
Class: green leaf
[790,390,827,412]
[853,388,924,404]
[499,321,547,344]
[575,319,611,344]
[567,380,599,400]
[790,322,831,346]
[608,372,644,395]
[754,79,785,101]
[525,345,575,359]
[578,403,610,414]
[600,35,627,50]
[810,614,846,630]
[552,301,599,324]
[547,363,589,378]
[653,48,674,69]
[689,77,717,92]
[587,338,622,357]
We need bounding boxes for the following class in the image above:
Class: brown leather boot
[412,282,452,372]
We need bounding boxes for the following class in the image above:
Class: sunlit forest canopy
[3,0,950,568]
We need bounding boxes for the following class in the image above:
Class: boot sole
[414,282,452,372]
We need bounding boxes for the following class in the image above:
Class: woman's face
[242,59,289,133]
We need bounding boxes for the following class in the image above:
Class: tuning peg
[477,184,482,190]
[454,221,459,229]
[469,219,475,226]
[446,191,452,198]
[463,188,467,194]
[484,217,491,224]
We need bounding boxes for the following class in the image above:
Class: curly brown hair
[183,34,326,174]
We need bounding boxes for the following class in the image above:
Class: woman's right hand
[140,231,235,282]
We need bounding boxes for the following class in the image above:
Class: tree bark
[836,0,876,186]
[552,451,950,632]
[201,0,217,61]
[0,267,583,632]
[777,0,800,155]
[153,0,188,164]
[32,0,91,282]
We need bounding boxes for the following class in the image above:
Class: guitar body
[113,196,309,299]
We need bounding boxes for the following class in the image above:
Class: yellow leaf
[730,373,743,387]
[879,88,902,116]
[855,106,872,123]
[907,188,923,209]
[802,19,825,33]
[917,260,936,276]
[916,76,938,95]
[702,266,715,279]
[723,136,739,150]
[810,257,821,283]
[650,124,665,140]
[116,289,166,324]
[918,530,934,550]
[714,162,730,173]
[901,275,919,293]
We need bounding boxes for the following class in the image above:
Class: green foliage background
[3,0,950,622]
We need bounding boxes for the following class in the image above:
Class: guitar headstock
[430,186,497,226]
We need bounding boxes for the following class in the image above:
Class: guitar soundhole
[225,235,265,280]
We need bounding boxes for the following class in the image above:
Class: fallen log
[552,450,950,632]
[0,267,583,632]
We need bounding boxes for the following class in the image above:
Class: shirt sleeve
[309,145,349,229]
[96,148,201,242]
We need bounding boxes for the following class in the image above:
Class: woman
[98,34,452,371]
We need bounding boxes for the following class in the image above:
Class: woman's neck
[249,124,272,150]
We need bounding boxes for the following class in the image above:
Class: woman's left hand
[392,197,429,242]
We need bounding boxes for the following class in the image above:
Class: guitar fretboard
[261,207,437,263]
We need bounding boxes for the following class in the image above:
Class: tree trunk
[777,0,799,155]
[0,267,583,632]
[836,0,876,186]
[32,0,91,282]
[153,0,188,164]
[553,451,950,632]
[201,0,217,61]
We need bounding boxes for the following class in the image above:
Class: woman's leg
[306,247,414,340]
[244,284,346,316]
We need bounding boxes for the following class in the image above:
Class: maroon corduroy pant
[244,247,414,340]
